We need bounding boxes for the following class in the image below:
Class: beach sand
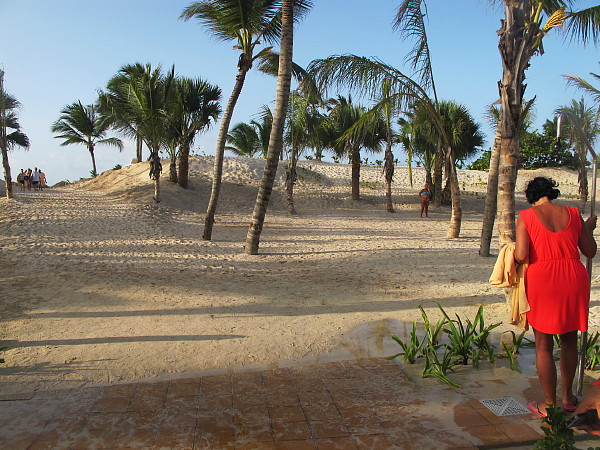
[1,158,598,394]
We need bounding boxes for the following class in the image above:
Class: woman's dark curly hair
[525,177,560,204]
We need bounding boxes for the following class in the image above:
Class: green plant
[501,342,521,373]
[89,169,97,178]
[422,346,460,388]
[585,332,600,370]
[419,306,446,348]
[388,321,425,364]
[533,404,575,450]
[0,346,11,364]
[439,304,494,366]
[111,164,122,170]
[503,330,530,355]
[473,306,501,363]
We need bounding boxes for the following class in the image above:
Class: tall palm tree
[51,101,123,178]
[100,64,174,202]
[0,71,29,199]
[555,98,600,213]
[323,96,386,201]
[490,0,600,245]
[245,0,302,254]
[168,76,222,188]
[181,0,312,241]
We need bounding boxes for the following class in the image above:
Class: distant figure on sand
[515,177,597,418]
[39,169,47,190]
[17,169,24,191]
[24,169,31,191]
[419,183,431,218]
[31,168,41,191]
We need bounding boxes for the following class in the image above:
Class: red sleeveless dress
[520,206,590,334]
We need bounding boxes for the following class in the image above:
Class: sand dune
[0,157,598,393]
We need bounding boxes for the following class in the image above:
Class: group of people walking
[16,168,47,191]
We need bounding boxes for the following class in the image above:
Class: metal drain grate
[480,397,531,416]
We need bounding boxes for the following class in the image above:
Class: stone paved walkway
[0,357,576,449]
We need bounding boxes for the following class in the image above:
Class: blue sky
[1,0,599,183]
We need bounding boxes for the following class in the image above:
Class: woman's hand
[574,384,600,435]
[585,215,597,232]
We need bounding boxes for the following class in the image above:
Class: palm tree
[322,96,386,201]
[245,0,301,254]
[101,63,147,163]
[168,76,222,188]
[226,122,263,157]
[51,101,123,177]
[180,0,312,241]
[100,64,174,202]
[491,0,600,245]
[564,62,600,105]
[0,70,29,199]
[555,98,600,213]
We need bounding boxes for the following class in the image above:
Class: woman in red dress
[515,177,596,417]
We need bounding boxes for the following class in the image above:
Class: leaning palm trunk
[245,0,294,255]
[447,150,462,238]
[383,139,394,213]
[479,122,502,256]
[203,70,248,240]
[407,146,413,188]
[285,147,299,215]
[578,158,588,213]
[178,142,191,188]
[351,147,361,201]
[433,140,443,206]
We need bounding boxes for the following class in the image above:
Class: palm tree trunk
[351,147,361,201]
[1,142,12,199]
[136,135,143,162]
[496,0,539,246]
[245,0,294,255]
[479,122,502,256]
[178,142,190,188]
[285,147,298,215]
[89,145,97,177]
[203,69,248,240]
[384,139,394,213]
[150,150,162,202]
[447,148,462,238]
[433,140,444,206]
[169,150,177,183]
[407,145,413,189]
[578,153,588,213]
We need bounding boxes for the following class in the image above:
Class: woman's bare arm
[514,214,529,264]
[579,214,597,258]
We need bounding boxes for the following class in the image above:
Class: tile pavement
[0,358,588,449]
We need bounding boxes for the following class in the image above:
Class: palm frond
[564,74,600,105]
[563,5,600,45]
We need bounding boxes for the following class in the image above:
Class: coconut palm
[100,63,174,202]
[51,101,123,178]
[226,122,263,157]
[489,0,600,245]
[0,70,29,199]
[555,98,600,213]
[101,63,147,163]
[245,0,301,254]
[322,96,386,201]
[564,62,600,106]
[181,0,312,241]
[168,76,222,188]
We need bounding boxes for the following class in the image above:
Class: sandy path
[1,160,599,394]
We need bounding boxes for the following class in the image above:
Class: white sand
[0,157,598,393]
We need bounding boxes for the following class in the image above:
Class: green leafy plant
[503,330,529,354]
[419,306,446,348]
[422,346,460,388]
[472,306,501,363]
[501,342,521,373]
[0,346,11,364]
[585,332,600,370]
[388,321,426,364]
[533,404,575,450]
[111,164,122,170]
